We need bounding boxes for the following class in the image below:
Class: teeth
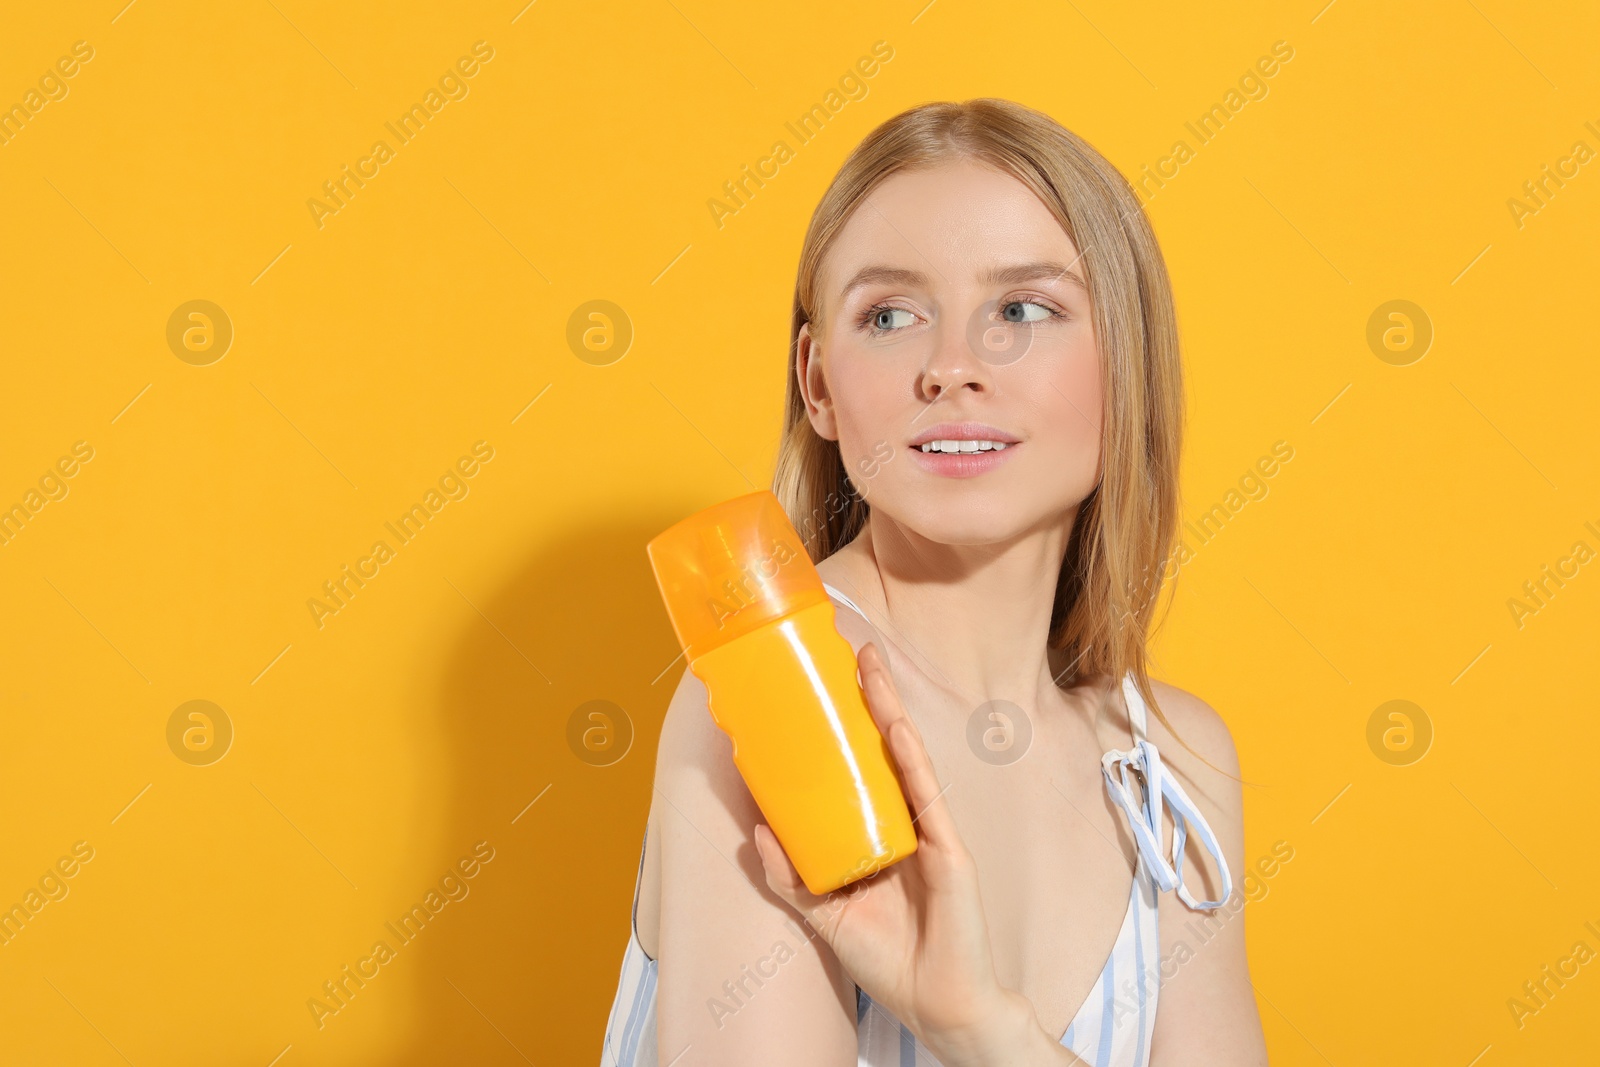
[918,439,1010,453]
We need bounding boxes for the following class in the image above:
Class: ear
[796,320,839,441]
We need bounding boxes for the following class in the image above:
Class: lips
[905,422,1021,479]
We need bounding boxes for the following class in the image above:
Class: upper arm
[1143,683,1267,1065]
[651,661,858,1065]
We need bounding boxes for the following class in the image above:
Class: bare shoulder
[1143,678,1242,783]
[1139,689,1268,1061]
[646,662,764,883]
[655,660,720,767]
[637,665,747,955]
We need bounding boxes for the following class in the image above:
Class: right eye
[860,305,917,333]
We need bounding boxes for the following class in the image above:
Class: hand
[752,642,1047,1065]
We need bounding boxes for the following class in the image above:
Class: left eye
[1000,300,1053,323]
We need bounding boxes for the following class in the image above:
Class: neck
[826,509,1076,704]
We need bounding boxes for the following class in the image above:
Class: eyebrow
[839,260,1087,300]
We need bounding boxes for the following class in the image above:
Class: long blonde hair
[771,98,1187,737]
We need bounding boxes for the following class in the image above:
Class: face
[797,158,1104,546]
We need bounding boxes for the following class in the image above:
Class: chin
[868,471,1090,547]
[877,492,1039,547]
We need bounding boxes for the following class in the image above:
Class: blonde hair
[771,98,1187,737]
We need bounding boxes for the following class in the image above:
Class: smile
[908,441,1019,478]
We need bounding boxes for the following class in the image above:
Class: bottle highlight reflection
[647,490,917,894]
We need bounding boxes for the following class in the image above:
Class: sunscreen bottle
[647,490,917,895]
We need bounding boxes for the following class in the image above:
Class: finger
[859,643,936,760]
[884,717,961,854]
[857,654,962,856]
[857,642,911,743]
[752,822,825,916]
[856,643,921,804]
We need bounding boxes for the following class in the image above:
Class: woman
[603,98,1268,1066]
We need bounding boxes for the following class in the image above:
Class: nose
[918,317,992,402]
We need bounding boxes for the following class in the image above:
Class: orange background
[0,1,1596,1064]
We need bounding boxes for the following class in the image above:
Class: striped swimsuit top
[602,583,1234,1067]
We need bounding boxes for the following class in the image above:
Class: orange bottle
[647,490,917,895]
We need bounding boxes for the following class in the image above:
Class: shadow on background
[396,511,687,1066]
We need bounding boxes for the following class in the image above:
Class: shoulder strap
[821,582,872,626]
[1121,671,1150,745]
[630,826,648,935]
[1102,673,1236,911]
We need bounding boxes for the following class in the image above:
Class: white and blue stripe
[601,831,659,1067]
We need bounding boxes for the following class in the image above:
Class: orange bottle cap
[647,490,827,659]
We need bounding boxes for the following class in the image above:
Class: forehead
[820,159,1080,295]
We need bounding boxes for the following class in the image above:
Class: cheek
[1059,353,1103,432]
[1033,342,1103,477]
[826,348,907,465]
